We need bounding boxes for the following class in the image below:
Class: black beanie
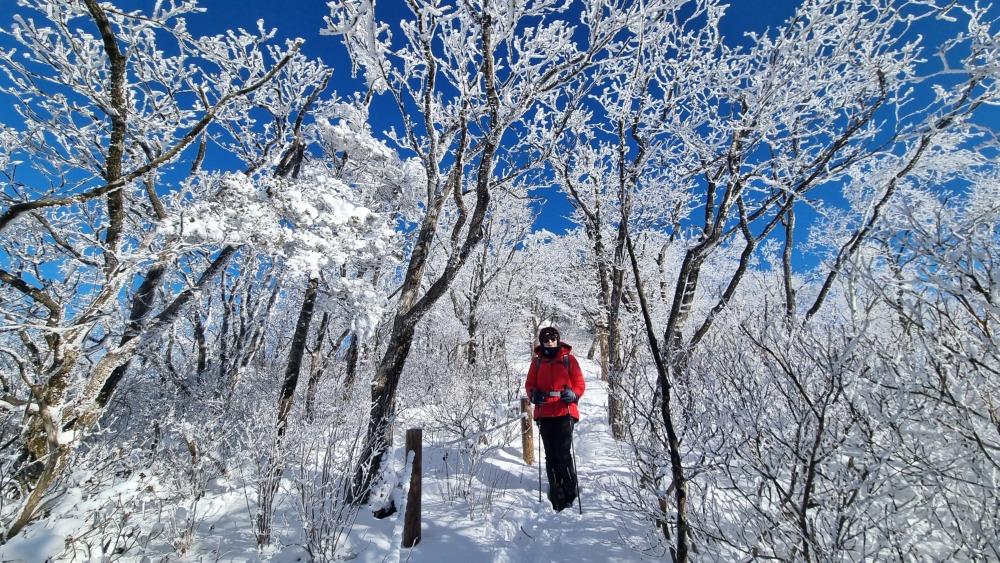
[539,327,560,344]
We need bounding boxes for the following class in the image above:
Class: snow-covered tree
[323,0,652,501]
[542,0,998,558]
[0,0,394,541]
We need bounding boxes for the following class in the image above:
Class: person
[526,326,585,512]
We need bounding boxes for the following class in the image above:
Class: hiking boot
[564,492,577,508]
[549,483,569,512]
[549,482,573,512]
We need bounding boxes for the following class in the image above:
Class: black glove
[530,389,546,406]
[560,387,577,404]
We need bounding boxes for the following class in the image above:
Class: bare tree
[325,0,641,502]
[550,0,997,558]
[0,0,329,540]
[448,189,534,366]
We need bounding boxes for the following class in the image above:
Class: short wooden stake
[401,428,422,548]
[521,398,534,465]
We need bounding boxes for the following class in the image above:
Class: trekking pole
[570,421,582,514]
[537,420,542,503]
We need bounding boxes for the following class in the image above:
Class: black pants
[538,415,578,511]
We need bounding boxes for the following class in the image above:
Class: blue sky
[1,1,994,243]
[0,0,807,90]
[177,0,803,60]
[155,0,802,234]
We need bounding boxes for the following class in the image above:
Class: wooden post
[521,398,534,465]
[401,428,422,548]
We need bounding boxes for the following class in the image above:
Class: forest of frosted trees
[0,0,997,560]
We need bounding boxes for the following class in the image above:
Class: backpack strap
[534,354,572,377]
[534,354,579,404]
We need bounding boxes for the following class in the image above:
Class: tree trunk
[96,261,167,408]
[606,265,628,441]
[344,335,360,392]
[596,323,610,382]
[626,234,690,562]
[194,314,209,380]
[276,276,319,435]
[305,311,331,422]
[256,277,320,546]
[349,315,418,502]
[782,204,797,318]
[606,218,630,441]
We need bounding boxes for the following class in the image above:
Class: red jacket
[526,342,585,420]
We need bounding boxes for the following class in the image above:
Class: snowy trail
[0,355,661,562]
[352,356,662,562]
[490,357,658,562]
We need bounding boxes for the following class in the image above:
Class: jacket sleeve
[569,355,585,399]
[525,357,538,397]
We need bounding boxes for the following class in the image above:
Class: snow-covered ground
[0,356,664,562]
[343,356,661,563]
